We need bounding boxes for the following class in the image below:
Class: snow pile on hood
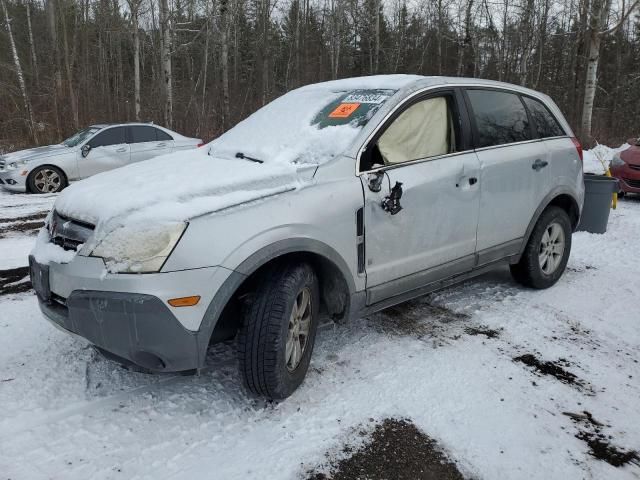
[53,149,302,252]
[208,75,421,164]
[583,143,630,174]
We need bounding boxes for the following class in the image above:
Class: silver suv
[0,123,202,193]
[30,76,584,399]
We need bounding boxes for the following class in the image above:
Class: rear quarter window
[522,96,565,138]
[467,90,532,148]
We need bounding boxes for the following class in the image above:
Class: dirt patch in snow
[464,326,501,339]
[0,211,48,223]
[0,219,44,238]
[514,354,583,386]
[0,266,32,296]
[306,418,466,480]
[373,302,470,340]
[563,411,639,467]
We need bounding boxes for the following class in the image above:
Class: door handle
[116,147,127,153]
[456,176,478,187]
[532,159,548,171]
[157,143,167,147]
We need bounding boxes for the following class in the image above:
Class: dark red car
[611,138,640,195]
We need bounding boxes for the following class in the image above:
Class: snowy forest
[1,0,639,150]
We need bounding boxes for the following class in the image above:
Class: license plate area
[29,255,51,303]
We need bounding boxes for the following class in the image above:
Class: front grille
[0,158,5,172]
[623,178,640,188]
[629,164,640,171]
[0,178,4,184]
[49,211,95,251]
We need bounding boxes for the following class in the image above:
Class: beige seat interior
[377,97,452,165]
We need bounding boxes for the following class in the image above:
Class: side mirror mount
[81,144,91,158]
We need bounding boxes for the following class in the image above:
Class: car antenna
[235,152,264,164]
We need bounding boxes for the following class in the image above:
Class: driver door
[79,126,130,178]
[360,90,481,305]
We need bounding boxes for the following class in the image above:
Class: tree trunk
[130,4,141,121]
[580,0,611,143]
[160,0,173,128]
[2,0,38,143]
[25,1,39,87]
[47,0,62,136]
[220,0,230,129]
[59,0,79,129]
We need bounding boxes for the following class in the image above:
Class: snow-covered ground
[1,186,639,479]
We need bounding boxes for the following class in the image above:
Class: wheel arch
[518,189,581,259]
[26,164,68,193]
[194,239,356,365]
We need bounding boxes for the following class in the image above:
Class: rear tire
[237,262,320,400]
[510,207,572,289]
[27,166,67,194]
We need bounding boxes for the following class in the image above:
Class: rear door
[79,126,130,178]
[360,89,481,305]
[521,95,576,193]
[464,89,549,262]
[128,126,174,163]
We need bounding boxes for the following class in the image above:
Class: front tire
[510,206,572,289]
[237,262,320,400]
[27,166,67,194]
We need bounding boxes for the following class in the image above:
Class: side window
[155,128,173,141]
[130,126,158,143]
[467,90,532,148]
[372,96,456,167]
[88,127,126,148]
[522,96,565,138]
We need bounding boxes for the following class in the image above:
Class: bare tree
[160,0,173,127]
[580,0,640,143]
[2,0,38,142]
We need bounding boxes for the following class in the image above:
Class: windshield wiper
[235,152,264,164]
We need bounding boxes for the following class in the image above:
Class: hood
[53,148,308,247]
[0,144,69,165]
[620,144,640,166]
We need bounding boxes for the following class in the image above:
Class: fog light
[168,295,201,307]
[5,179,17,185]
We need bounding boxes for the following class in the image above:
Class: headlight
[7,160,28,170]
[610,153,625,168]
[91,222,187,273]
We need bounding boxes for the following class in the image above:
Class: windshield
[208,83,399,165]
[63,127,101,147]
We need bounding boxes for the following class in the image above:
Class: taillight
[196,142,204,148]
[571,137,583,163]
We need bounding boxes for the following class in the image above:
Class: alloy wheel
[34,169,62,193]
[285,287,312,372]
[538,222,565,275]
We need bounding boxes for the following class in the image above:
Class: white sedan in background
[0,123,203,193]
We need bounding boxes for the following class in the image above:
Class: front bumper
[31,254,235,372]
[0,170,28,192]
[611,165,640,193]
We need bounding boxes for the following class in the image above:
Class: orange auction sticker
[328,103,360,118]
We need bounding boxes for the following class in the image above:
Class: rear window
[129,126,157,143]
[156,129,173,141]
[522,96,565,138]
[467,90,532,148]
[312,89,396,129]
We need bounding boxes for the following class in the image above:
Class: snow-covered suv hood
[53,149,306,245]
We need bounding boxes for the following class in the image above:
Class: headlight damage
[90,222,187,273]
